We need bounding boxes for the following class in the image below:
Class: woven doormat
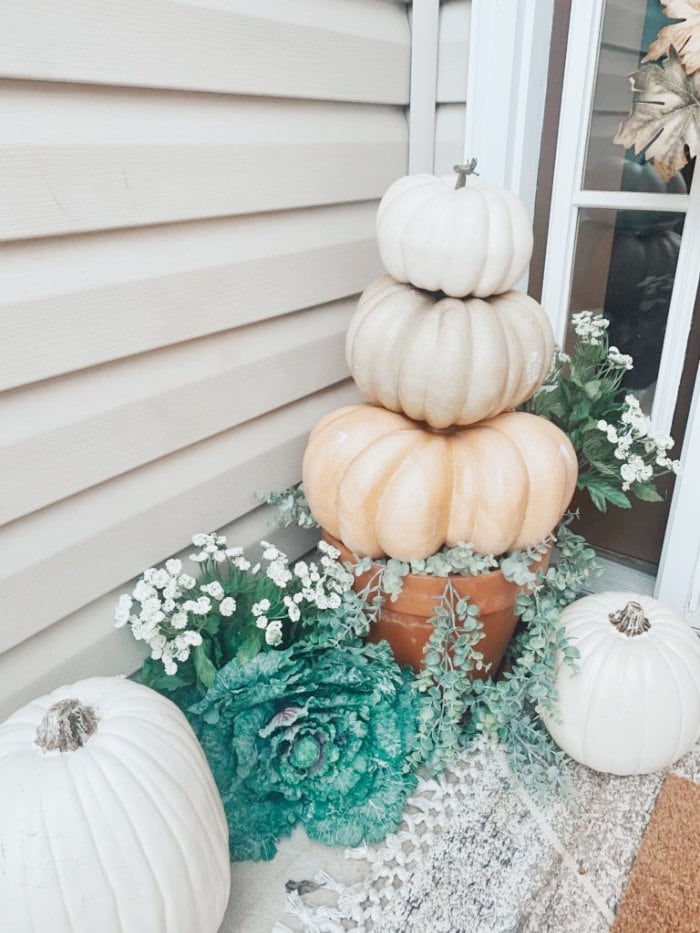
[613,774,700,932]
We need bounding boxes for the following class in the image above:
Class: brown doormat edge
[613,773,700,932]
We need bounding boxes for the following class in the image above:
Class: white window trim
[463,0,554,223]
[408,0,440,174]
[541,0,700,615]
[657,363,700,627]
[540,0,700,438]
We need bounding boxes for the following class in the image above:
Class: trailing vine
[409,583,485,773]
[465,517,599,795]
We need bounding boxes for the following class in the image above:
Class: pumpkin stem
[453,159,479,188]
[609,601,651,637]
[35,699,99,753]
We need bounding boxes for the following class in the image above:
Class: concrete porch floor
[220,740,700,932]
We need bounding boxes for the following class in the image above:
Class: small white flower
[252,598,271,616]
[133,580,157,603]
[178,573,196,590]
[267,561,292,587]
[163,657,178,676]
[165,558,182,576]
[114,594,133,627]
[226,546,244,558]
[219,596,236,617]
[192,533,209,547]
[152,569,171,590]
[202,581,224,600]
[265,619,283,646]
[194,596,212,615]
[171,610,188,629]
[255,615,269,630]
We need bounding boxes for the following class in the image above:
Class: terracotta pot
[325,532,551,679]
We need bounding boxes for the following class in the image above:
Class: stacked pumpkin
[303,162,579,670]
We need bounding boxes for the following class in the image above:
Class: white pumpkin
[346,276,554,428]
[376,162,533,298]
[0,677,231,933]
[545,593,700,775]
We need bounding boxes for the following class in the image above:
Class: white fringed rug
[223,739,700,933]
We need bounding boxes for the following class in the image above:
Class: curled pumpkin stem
[453,159,479,188]
[35,699,99,753]
[609,601,651,637]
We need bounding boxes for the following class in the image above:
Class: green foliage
[524,312,679,511]
[465,516,600,796]
[410,582,486,773]
[182,641,419,861]
[119,534,359,694]
[259,484,319,529]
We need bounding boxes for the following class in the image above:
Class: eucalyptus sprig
[409,582,486,773]
[465,516,600,796]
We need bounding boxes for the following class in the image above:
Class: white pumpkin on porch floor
[545,592,700,775]
[0,676,230,933]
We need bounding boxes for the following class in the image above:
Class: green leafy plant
[116,533,359,693]
[185,641,419,861]
[525,311,680,512]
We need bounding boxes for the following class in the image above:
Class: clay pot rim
[323,530,551,595]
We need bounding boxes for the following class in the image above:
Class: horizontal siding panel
[0,202,381,389]
[0,0,410,104]
[0,380,361,655]
[0,300,354,523]
[434,103,466,175]
[0,508,319,721]
[601,2,647,54]
[436,0,470,103]
[0,82,408,240]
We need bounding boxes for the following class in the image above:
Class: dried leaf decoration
[614,47,699,180]
[643,0,700,75]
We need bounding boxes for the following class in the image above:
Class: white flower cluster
[607,345,633,371]
[571,310,609,346]
[597,394,680,491]
[116,533,357,675]
[114,554,216,675]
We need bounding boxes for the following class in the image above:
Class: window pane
[569,208,685,412]
[583,0,695,193]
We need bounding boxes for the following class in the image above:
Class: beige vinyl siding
[586,0,647,179]
[434,0,470,174]
[0,0,410,718]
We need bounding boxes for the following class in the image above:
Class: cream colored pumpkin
[346,276,554,428]
[545,593,700,775]
[0,677,231,933]
[376,164,533,298]
[302,404,577,560]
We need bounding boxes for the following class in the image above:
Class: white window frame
[541,0,700,437]
[540,0,700,614]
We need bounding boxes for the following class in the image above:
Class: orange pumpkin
[303,405,578,560]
